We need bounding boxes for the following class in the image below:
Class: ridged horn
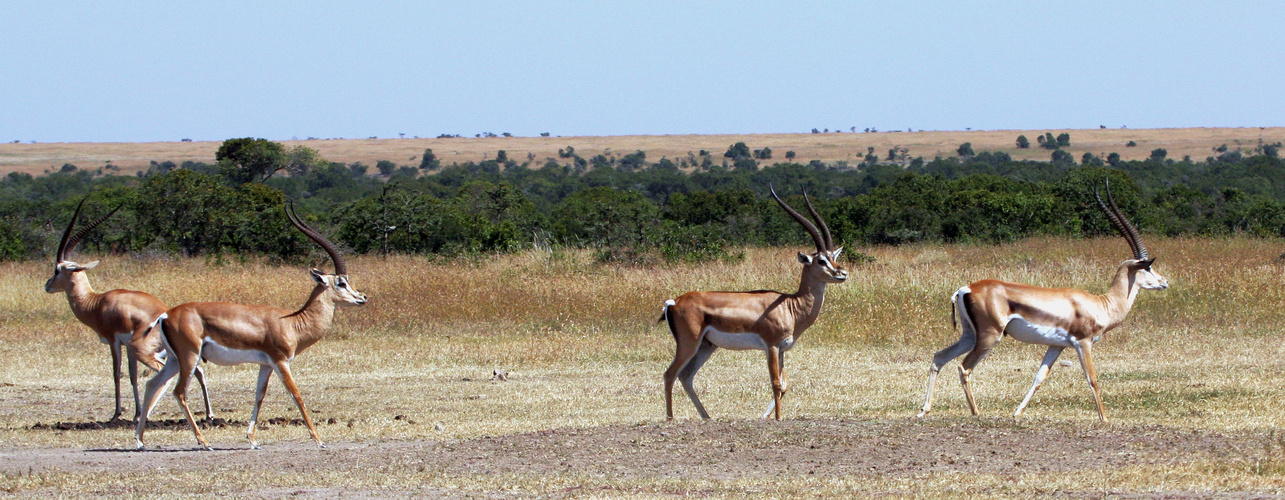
[55,195,89,262]
[770,184,827,252]
[58,195,122,262]
[802,191,834,250]
[286,201,348,275]
[1094,178,1148,260]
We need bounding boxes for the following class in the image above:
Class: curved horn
[56,195,90,262]
[770,184,826,252]
[1094,179,1148,260]
[802,191,834,250]
[286,201,348,275]
[60,196,123,261]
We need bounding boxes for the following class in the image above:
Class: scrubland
[1,236,1283,497]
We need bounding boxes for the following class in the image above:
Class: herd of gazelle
[48,199,364,450]
[47,179,1163,449]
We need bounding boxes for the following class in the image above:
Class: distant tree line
[1,136,1284,263]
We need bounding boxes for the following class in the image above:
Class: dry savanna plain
[1,237,1284,497]
[2,127,1284,176]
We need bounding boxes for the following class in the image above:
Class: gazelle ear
[832,247,843,260]
[310,268,327,284]
[78,260,100,271]
[1138,257,1156,269]
[797,252,813,265]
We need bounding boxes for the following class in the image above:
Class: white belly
[703,327,769,351]
[201,338,273,366]
[1004,315,1074,347]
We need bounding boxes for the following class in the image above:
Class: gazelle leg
[193,366,215,423]
[678,342,717,420]
[1072,339,1109,423]
[761,349,787,419]
[918,335,977,417]
[171,350,210,450]
[274,361,324,448]
[765,346,784,420]
[135,357,180,450]
[246,365,272,449]
[1014,346,1065,417]
[110,339,124,422]
[958,366,980,415]
[663,336,702,420]
[958,332,1000,417]
[916,367,941,418]
[127,348,141,422]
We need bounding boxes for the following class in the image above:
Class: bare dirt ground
[3,418,1280,498]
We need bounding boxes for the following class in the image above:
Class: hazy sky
[3,2,1282,143]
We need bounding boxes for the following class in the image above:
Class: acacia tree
[216,138,286,184]
[419,148,439,170]
[281,145,324,176]
[1040,133,1059,150]
[724,142,752,160]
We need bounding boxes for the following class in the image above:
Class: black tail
[660,300,678,341]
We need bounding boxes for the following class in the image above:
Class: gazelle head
[1096,179,1168,291]
[286,202,368,307]
[770,185,849,284]
[45,195,120,293]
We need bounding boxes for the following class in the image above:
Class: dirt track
[3,418,1276,497]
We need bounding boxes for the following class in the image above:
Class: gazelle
[135,202,367,450]
[916,180,1168,423]
[44,195,212,423]
[660,186,848,420]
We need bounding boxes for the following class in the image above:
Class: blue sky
[2,2,1282,143]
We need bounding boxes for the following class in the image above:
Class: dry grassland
[3,127,1283,176]
[1,237,1284,497]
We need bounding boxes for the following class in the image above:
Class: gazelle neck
[1101,262,1141,323]
[63,271,100,315]
[789,268,829,334]
[286,285,338,352]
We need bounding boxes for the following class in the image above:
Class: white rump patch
[703,326,769,352]
[1004,315,1073,347]
[200,338,273,366]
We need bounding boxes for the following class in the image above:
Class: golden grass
[1,236,1284,496]
[2,127,1282,176]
